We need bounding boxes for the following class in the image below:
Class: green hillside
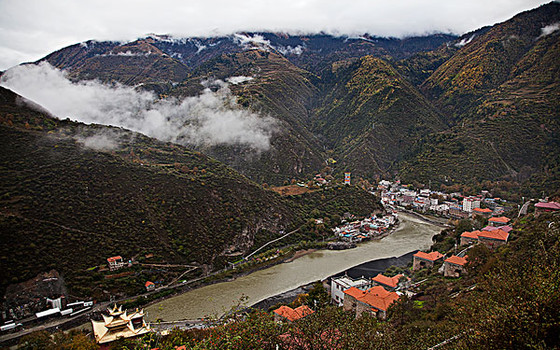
[168,50,327,184]
[399,2,560,196]
[313,56,445,179]
[0,87,381,298]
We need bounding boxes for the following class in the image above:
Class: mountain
[37,33,454,185]
[312,55,446,179]
[9,2,560,195]
[0,86,381,298]
[399,2,560,194]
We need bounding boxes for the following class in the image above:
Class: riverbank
[396,208,450,227]
[144,212,441,322]
[249,250,418,312]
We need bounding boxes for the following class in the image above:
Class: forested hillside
[0,87,381,297]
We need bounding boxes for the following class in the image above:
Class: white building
[462,197,481,213]
[331,275,371,306]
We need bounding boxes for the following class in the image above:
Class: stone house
[413,251,443,271]
[443,255,468,277]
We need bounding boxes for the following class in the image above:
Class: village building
[477,229,509,249]
[371,273,406,291]
[488,216,510,227]
[107,256,125,271]
[463,197,481,213]
[145,281,155,291]
[535,202,560,217]
[443,255,468,277]
[460,230,482,246]
[413,251,444,271]
[449,206,468,219]
[472,207,492,218]
[482,225,512,233]
[343,286,399,319]
[330,275,371,306]
[460,228,509,249]
[91,305,151,345]
[272,305,314,323]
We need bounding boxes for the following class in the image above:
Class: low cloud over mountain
[0,62,278,151]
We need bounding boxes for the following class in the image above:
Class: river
[145,212,441,322]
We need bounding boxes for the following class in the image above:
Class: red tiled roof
[414,251,443,261]
[489,216,510,224]
[345,286,399,312]
[483,225,512,233]
[461,230,481,239]
[478,228,509,241]
[145,281,155,287]
[445,255,468,266]
[273,305,314,322]
[473,208,492,213]
[535,202,560,210]
[372,274,404,289]
[107,256,123,262]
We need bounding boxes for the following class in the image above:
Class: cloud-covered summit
[0,0,550,70]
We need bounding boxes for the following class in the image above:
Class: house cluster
[333,213,398,243]
[329,272,407,320]
[376,180,507,219]
[460,216,512,249]
[412,251,469,278]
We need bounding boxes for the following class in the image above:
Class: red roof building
[371,273,405,290]
[535,202,560,216]
[145,281,155,291]
[489,216,510,226]
[273,305,314,323]
[444,255,468,277]
[107,256,125,271]
[460,230,481,245]
[343,286,399,319]
[413,251,443,271]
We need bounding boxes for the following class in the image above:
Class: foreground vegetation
[18,212,559,349]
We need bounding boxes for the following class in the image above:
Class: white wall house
[331,275,371,306]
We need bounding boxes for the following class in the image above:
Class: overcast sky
[0,0,551,70]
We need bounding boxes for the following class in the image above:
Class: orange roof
[414,251,443,261]
[478,229,509,241]
[473,208,492,213]
[107,256,123,262]
[273,305,314,322]
[372,273,404,289]
[345,286,399,312]
[445,255,468,266]
[461,230,481,239]
[489,216,510,223]
[145,281,155,287]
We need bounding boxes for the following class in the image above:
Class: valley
[0,1,558,348]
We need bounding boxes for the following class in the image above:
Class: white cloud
[0,0,550,70]
[274,45,305,56]
[540,22,560,37]
[454,35,476,48]
[75,130,122,151]
[0,63,278,151]
[226,76,254,85]
[233,34,271,50]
